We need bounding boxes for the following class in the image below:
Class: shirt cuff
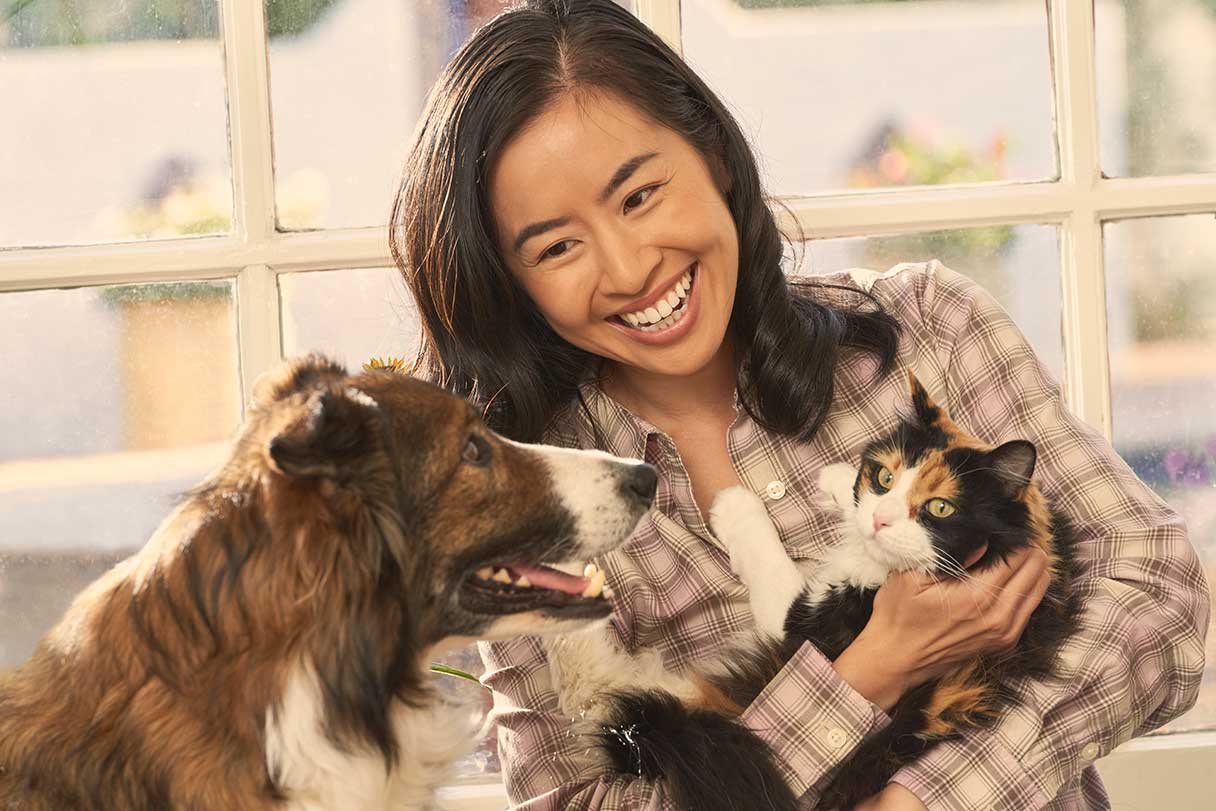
[740,642,890,797]
[890,733,1051,811]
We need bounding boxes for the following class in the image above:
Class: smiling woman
[387,2,1210,810]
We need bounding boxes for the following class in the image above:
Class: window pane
[802,224,1065,381]
[0,281,239,666]
[1105,214,1216,732]
[264,0,629,231]
[1097,0,1216,177]
[0,2,232,247]
[681,0,1057,195]
[279,266,420,369]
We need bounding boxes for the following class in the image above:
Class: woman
[390,1,1210,808]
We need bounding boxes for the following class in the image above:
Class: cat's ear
[907,371,960,435]
[985,440,1037,497]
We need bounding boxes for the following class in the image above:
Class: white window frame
[2,1,1213,807]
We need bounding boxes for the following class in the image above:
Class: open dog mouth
[459,562,613,618]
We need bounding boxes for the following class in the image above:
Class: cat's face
[847,374,1039,575]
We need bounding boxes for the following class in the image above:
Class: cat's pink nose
[873,515,893,532]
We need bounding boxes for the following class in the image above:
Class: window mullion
[634,0,683,55]
[1050,0,1112,436]
[221,0,276,245]
[236,264,283,411]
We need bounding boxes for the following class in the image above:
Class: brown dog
[0,354,655,811]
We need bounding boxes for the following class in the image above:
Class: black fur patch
[598,691,799,811]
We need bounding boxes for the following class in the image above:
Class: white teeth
[476,567,493,580]
[515,575,532,588]
[619,269,694,326]
[584,563,600,577]
[492,568,512,584]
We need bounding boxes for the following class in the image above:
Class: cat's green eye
[875,466,895,492]
[927,498,956,518]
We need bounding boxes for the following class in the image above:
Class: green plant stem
[429,663,489,688]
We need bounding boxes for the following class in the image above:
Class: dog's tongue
[510,564,590,596]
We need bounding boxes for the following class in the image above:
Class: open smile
[607,263,700,345]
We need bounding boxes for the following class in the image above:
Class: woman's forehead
[489,94,678,216]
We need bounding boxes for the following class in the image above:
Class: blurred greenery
[98,281,230,307]
[1,0,342,47]
[1131,276,1214,343]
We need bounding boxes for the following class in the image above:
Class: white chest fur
[265,665,481,811]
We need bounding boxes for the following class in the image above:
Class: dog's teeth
[475,567,493,580]
[515,575,532,588]
[584,563,599,577]
[581,569,606,598]
[492,569,512,584]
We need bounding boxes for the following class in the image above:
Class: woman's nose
[597,231,662,295]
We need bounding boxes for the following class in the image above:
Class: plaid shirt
[479,263,1211,810]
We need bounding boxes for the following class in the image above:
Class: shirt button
[1079,742,1100,761]
[816,725,847,750]
[765,480,787,500]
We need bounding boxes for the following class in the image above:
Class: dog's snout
[619,463,658,506]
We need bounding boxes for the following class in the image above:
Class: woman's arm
[480,633,891,809]
[881,264,1211,810]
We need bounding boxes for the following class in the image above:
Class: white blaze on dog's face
[340,369,656,644]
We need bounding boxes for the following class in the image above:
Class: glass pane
[265,0,630,231]
[279,266,420,370]
[1096,0,1216,177]
[801,224,1065,381]
[681,0,1057,195]
[0,2,232,247]
[1105,214,1216,733]
[0,281,239,666]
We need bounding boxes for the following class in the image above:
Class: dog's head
[244,353,655,647]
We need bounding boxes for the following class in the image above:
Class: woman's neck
[600,342,738,432]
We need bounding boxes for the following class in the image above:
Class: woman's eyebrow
[513,217,571,254]
[598,151,660,203]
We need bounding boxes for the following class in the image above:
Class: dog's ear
[253,353,348,409]
[266,386,379,479]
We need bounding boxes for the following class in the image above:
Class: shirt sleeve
[884,263,1211,810]
[480,635,890,809]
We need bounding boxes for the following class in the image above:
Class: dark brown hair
[390,0,899,443]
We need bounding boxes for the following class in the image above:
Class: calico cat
[592,373,1081,811]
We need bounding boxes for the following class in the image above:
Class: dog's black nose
[620,463,658,505]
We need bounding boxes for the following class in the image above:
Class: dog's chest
[265,667,480,811]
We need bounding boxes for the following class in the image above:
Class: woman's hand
[833,544,1051,712]
[851,783,928,811]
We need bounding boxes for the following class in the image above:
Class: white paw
[708,485,769,546]
[817,463,858,514]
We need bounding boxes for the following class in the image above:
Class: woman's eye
[927,498,956,518]
[623,186,656,213]
[541,240,576,261]
[875,466,895,491]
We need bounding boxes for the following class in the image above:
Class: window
[2,1,1213,807]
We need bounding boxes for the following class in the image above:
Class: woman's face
[489,91,739,383]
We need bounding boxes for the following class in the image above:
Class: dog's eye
[462,435,490,466]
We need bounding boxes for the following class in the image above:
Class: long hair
[390,0,899,443]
